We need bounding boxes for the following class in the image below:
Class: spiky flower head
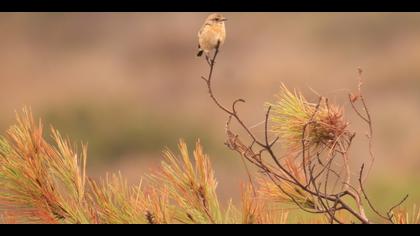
[267,84,352,154]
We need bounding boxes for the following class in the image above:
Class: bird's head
[206,13,227,25]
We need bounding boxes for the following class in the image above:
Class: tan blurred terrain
[0,13,419,207]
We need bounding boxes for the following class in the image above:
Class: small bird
[197,13,227,61]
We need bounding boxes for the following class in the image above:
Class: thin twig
[199,41,373,224]
[358,164,391,222]
[301,97,323,184]
[387,194,409,223]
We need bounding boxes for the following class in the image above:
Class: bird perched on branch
[197,13,227,63]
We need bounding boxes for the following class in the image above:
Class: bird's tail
[196,44,203,57]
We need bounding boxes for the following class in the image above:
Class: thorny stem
[201,42,265,148]
[387,194,409,223]
[359,164,409,224]
[198,43,393,224]
[349,68,374,184]
[302,96,323,184]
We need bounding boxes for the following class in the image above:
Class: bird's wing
[198,23,211,37]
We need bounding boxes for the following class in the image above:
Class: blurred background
[0,13,419,216]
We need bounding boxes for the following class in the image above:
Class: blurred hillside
[0,13,419,205]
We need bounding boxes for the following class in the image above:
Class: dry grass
[0,107,290,224]
[391,205,420,224]
[0,105,417,224]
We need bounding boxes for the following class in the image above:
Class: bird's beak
[221,17,228,21]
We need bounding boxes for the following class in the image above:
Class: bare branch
[387,194,409,223]
[199,42,374,224]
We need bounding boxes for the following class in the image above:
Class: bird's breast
[199,24,226,51]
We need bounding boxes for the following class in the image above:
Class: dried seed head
[268,84,352,155]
